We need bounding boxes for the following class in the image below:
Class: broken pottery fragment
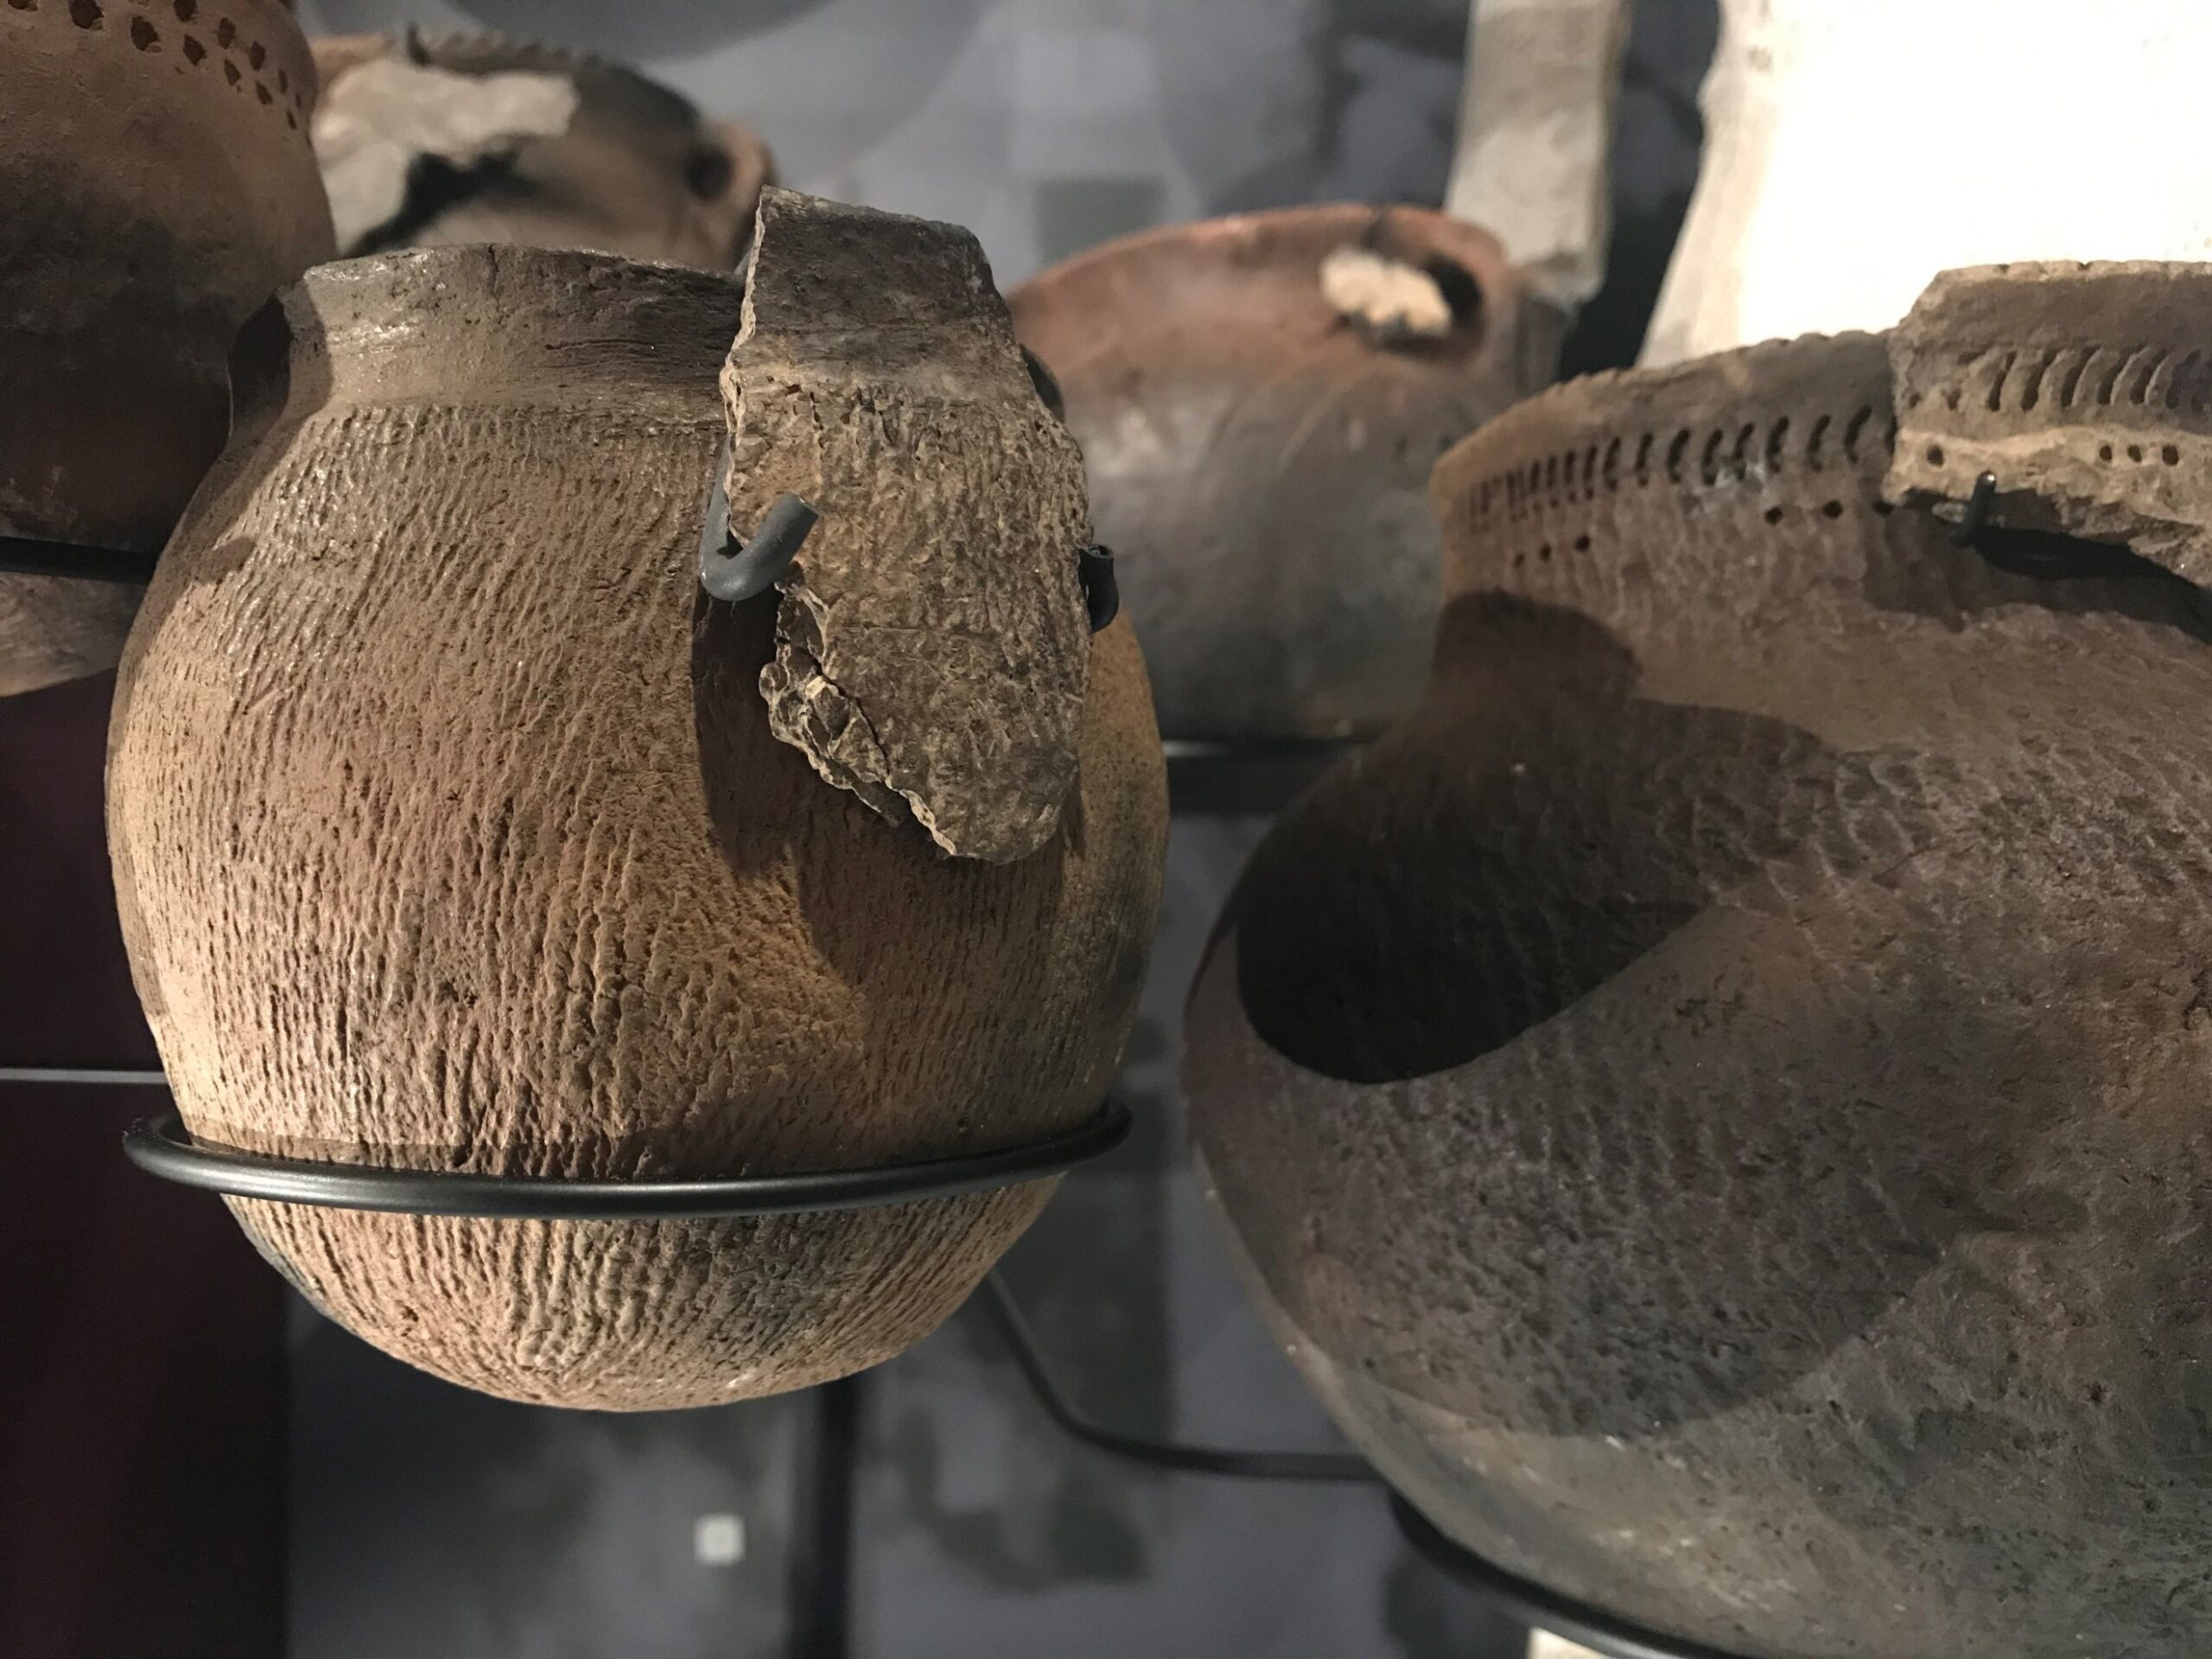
[1188,297,2212,1657]
[726,188,1093,863]
[1010,205,1561,741]
[311,31,772,270]
[108,243,1166,1409]
[1887,261,2212,586]
[1,0,334,696]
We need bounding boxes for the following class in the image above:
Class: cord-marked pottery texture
[107,245,1166,1409]
[1185,315,2212,1657]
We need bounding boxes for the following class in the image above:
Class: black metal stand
[1392,1496,1759,1659]
[977,1269,1372,1483]
[1163,735,1362,816]
[788,1372,865,1659]
[0,534,158,584]
[121,1101,1129,1219]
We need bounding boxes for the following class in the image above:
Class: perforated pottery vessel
[311,31,772,269]
[1,0,334,696]
[108,238,1166,1409]
[1185,269,2212,1658]
[1010,205,1560,741]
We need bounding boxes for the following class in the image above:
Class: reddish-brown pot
[1187,319,2212,1657]
[1010,205,1561,741]
[0,0,334,697]
[107,247,1167,1410]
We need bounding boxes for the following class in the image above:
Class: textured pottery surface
[1186,304,2212,1656]
[108,245,1167,1410]
[312,31,772,270]
[1010,205,1561,741]
[725,188,1091,864]
[0,0,334,696]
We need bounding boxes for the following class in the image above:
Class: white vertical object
[1644,0,2212,364]
[1446,0,1633,311]
[1528,1633,1606,1659]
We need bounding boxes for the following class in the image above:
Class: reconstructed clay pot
[1186,308,2212,1656]
[1,0,334,697]
[1009,205,1561,741]
[107,246,1166,1409]
[311,32,772,270]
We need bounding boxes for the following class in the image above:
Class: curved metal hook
[700,453,821,604]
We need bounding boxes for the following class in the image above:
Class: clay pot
[107,248,1166,1409]
[1185,326,2212,1656]
[310,32,772,270]
[0,0,334,697]
[1009,205,1560,742]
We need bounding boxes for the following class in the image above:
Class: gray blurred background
[283,2,1716,1655]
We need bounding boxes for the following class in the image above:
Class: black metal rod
[0,535,159,584]
[0,1066,169,1087]
[121,1101,1129,1220]
[787,1372,864,1659]
[702,490,819,603]
[978,1269,1374,1483]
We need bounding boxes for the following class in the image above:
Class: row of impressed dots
[10,0,312,131]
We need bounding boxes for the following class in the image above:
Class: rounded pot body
[1,0,334,696]
[1010,204,1561,742]
[109,248,1166,1409]
[1187,330,2212,1657]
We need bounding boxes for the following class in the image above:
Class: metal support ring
[0,535,160,585]
[1390,1497,1763,1659]
[124,1099,1129,1219]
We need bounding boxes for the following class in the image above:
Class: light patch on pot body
[1885,261,2212,586]
[723,188,1092,864]
[1319,245,1453,343]
[314,57,581,251]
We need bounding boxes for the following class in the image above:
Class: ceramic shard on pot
[0,0,334,697]
[106,232,1167,1409]
[1185,294,2212,1656]
[310,31,772,270]
[1008,205,1562,742]
[1886,260,2212,586]
[725,188,1091,863]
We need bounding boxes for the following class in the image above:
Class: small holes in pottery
[1538,543,1553,563]
[181,31,201,60]
[2128,444,2145,462]
[173,0,193,15]
[255,79,270,104]
[213,15,232,44]
[1573,535,1591,553]
[2100,443,2115,461]
[2164,444,2181,466]
[1821,500,1844,519]
[129,13,155,47]
[68,0,99,26]
[7,1,35,12]
[1924,444,1945,467]
[223,57,238,85]
[247,39,263,68]
[1873,500,1894,516]
[1764,506,1784,526]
